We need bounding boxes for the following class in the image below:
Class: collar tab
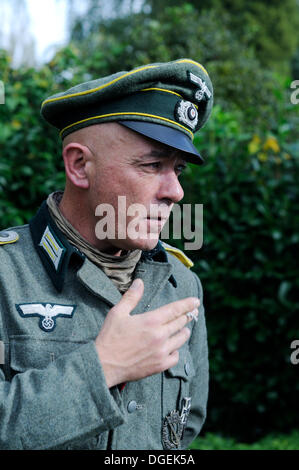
[39,225,66,272]
[30,201,85,292]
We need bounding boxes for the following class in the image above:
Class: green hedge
[189,430,299,450]
[181,102,299,440]
[0,47,298,441]
[0,52,64,226]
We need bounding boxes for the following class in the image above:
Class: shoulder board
[0,230,19,245]
[161,241,194,268]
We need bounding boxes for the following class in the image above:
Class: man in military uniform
[0,59,213,450]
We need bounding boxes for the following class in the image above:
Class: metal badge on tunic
[162,397,192,449]
[162,410,184,449]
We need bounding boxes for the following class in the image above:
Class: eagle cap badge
[16,303,76,332]
[188,71,212,102]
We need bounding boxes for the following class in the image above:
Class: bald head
[62,122,124,152]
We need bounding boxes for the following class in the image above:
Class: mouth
[146,216,168,222]
[145,217,168,234]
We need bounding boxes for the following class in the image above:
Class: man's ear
[62,143,92,189]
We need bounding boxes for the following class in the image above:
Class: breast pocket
[9,335,87,374]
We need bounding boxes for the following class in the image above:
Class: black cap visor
[118,120,204,165]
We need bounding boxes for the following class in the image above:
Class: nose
[156,171,184,204]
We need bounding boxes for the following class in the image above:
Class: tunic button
[184,362,191,376]
[127,400,137,413]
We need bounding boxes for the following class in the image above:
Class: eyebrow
[136,149,187,161]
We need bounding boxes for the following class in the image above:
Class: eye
[175,164,187,175]
[142,162,161,170]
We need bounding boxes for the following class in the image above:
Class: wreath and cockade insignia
[175,100,198,130]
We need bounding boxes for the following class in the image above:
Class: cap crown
[41,59,213,141]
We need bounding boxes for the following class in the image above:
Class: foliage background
[0,0,299,444]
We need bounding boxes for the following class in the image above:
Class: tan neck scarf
[47,191,142,293]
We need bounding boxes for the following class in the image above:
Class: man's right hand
[95,278,200,388]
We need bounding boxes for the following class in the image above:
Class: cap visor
[118,120,204,164]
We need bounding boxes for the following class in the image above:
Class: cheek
[91,165,158,213]
[90,166,119,203]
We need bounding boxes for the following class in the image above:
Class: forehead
[93,123,187,163]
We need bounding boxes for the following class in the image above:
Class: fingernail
[131,279,142,290]
[194,298,200,308]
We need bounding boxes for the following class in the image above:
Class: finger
[166,326,191,355]
[162,350,179,371]
[112,278,144,316]
[148,297,200,325]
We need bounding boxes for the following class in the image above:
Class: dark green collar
[141,242,177,287]
[29,201,176,292]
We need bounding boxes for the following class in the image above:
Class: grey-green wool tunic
[0,201,208,450]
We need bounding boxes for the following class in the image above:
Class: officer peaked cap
[41,59,213,164]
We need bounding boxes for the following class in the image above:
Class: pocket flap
[9,336,86,372]
[165,345,195,380]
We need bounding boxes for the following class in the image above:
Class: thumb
[114,278,144,316]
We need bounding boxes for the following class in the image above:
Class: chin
[137,238,160,252]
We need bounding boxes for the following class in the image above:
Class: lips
[146,212,170,221]
[146,217,168,225]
